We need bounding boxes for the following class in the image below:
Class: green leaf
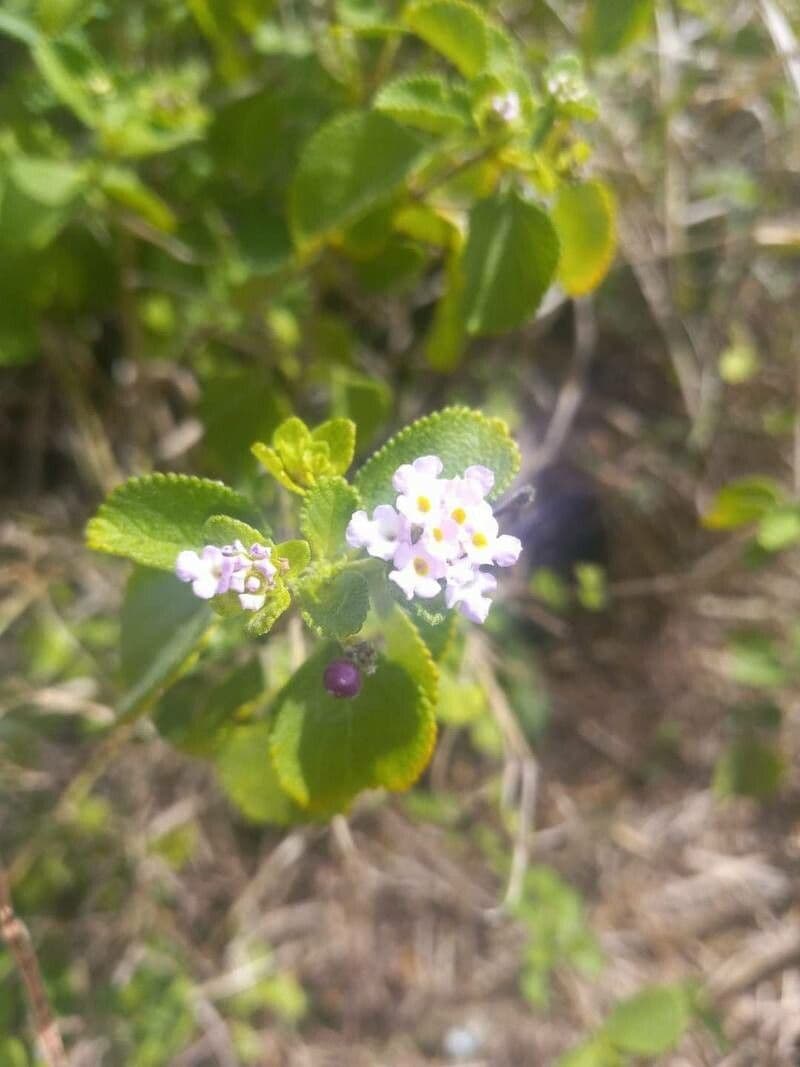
[714,737,785,800]
[726,631,787,689]
[290,110,428,245]
[32,39,98,126]
[553,181,617,297]
[216,719,306,825]
[425,249,467,371]
[245,584,292,638]
[379,605,439,707]
[272,540,311,578]
[604,984,692,1056]
[463,191,559,335]
[8,156,85,208]
[583,0,654,57]
[116,567,211,716]
[703,477,782,530]
[299,570,370,639]
[404,0,489,78]
[270,642,437,812]
[99,166,177,232]
[120,566,209,686]
[757,505,800,552]
[155,658,263,757]
[252,442,303,494]
[86,473,253,571]
[330,368,392,451]
[354,406,520,510]
[0,10,40,45]
[36,0,95,36]
[311,418,357,476]
[301,477,361,559]
[374,73,469,134]
[556,1039,621,1067]
[203,515,271,548]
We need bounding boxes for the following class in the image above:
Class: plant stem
[0,862,68,1067]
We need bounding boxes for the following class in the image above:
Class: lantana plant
[87,407,521,815]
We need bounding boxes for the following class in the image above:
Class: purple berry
[323,658,362,699]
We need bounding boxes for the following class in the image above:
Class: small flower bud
[323,658,362,699]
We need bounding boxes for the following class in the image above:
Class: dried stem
[0,862,68,1066]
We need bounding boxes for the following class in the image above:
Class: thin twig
[0,862,68,1066]
[532,297,597,472]
[469,633,538,911]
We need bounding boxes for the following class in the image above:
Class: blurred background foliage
[2,0,800,1063]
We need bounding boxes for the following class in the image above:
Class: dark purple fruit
[323,658,362,699]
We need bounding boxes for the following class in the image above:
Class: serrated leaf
[354,406,520,510]
[703,477,782,530]
[405,0,489,78]
[553,181,617,296]
[604,984,692,1055]
[86,474,253,571]
[120,567,210,686]
[245,584,292,637]
[463,191,559,335]
[203,515,271,548]
[311,418,356,476]
[270,642,437,812]
[300,570,369,639]
[290,110,428,245]
[374,73,469,134]
[301,477,362,559]
[217,719,306,825]
[583,0,654,57]
[379,605,439,706]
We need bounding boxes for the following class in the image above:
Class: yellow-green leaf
[553,181,617,296]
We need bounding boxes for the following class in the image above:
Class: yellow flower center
[451,507,467,524]
[433,527,444,542]
[417,495,432,513]
[472,532,489,549]
[413,557,429,575]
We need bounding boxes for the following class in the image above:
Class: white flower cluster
[176,540,278,612]
[346,456,522,624]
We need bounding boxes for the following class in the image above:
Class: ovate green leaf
[553,181,617,296]
[203,515,271,548]
[463,191,559,335]
[300,477,361,559]
[290,111,428,245]
[120,567,210,686]
[584,0,654,57]
[703,477,782,530]
[311,418,356,476]
[270,642,437,812]
[404,0,489,78]
[354,406,520,509]
[299,570,370,639]
[604,984,692,1055]
[216,719,306,825]
[374,73,469,134]
[86,473,253,571]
